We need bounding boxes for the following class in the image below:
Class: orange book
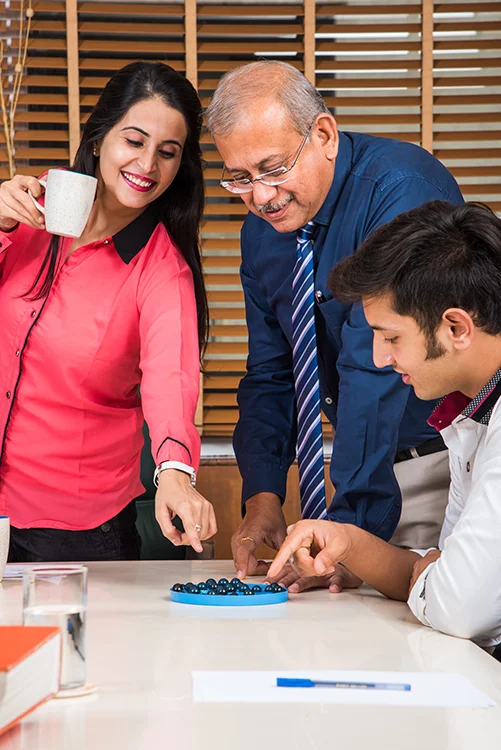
[0,626,61,736]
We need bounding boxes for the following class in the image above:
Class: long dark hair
[27,61,208,357]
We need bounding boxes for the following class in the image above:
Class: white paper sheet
[2,563,83,580]
[192,670,495,708]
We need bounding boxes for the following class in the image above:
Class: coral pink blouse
[0,207,200,529]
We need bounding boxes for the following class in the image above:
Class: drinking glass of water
[22,566,87,691]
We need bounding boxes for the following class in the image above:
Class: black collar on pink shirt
[113,204,160,264]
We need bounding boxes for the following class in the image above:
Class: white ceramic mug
[0,516,9,582]
[29,169,98,238]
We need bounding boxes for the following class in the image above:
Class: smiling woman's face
[96,96,188,213]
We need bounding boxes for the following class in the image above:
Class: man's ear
[314,113,339,161]
[442,308,475,351]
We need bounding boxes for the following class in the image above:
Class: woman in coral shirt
[0,62,216,562]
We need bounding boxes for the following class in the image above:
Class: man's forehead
[363,295,401,327]
[214,104,299,168]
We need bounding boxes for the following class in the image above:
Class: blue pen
[276,678,411,691]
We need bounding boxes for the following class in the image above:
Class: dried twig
[0,0,34,178]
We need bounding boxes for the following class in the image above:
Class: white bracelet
[153,461,196,488]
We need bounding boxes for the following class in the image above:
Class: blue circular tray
[170,583,288,607]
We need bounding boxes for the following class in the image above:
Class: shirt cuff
[407,562,436,627]
[156,437,193,466]
[240,462,289,509]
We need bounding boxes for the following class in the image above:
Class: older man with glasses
[206,60,463,593]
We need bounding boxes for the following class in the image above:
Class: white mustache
[254,194,293,214]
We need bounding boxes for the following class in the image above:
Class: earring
[93,147,98,157]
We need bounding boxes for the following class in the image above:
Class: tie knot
[297,220,316,242]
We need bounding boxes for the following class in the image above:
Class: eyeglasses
[220,121,315,195]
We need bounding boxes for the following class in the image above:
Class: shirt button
[15,350,20,357]
[101,522,111,532]
[104,239,109,245]
[31,310,36,317]
[325,397,333,405]
[466,462,470,472]
[6,391,11,399]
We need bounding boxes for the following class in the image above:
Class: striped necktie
[292,221,327,520]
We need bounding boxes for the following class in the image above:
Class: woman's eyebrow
[120,126,182,148]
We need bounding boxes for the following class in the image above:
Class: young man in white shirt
[268,200,501,648]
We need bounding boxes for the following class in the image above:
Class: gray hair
[205,61,330,137]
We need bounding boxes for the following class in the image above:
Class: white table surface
[1,560,501,750]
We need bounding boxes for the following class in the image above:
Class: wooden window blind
[2,0,70,180]
[431,1,500,214]
[199,3,306,435]
[2,0,499,438]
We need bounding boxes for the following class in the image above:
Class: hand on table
[231,493,287,579]
[0,174,46,231]
[265,561,362,594]
[409,549,441,594]
[155,469,217,553]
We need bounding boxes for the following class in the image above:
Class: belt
[394,435,447,464]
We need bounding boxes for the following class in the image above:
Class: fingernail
[330,585,340,593]
[236,570,243,579]
[316,561,326,574]
[289,584,299,593]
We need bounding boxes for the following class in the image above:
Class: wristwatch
[153,460,197,488]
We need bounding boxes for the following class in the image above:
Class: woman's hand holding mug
[0,174,46,231]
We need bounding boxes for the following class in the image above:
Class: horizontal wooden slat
[79,58,184,71]
[205,257,241,268]
[317,22,422,34]
[13,147,69,159]
[210,325,248,338]
[204,204,248,216]
[317,4,421,14]
[434,113,501,124]
[460,184,501,195]
[317,41,422,53]
[451,167,501,177]
[208,291,244,303]
[204,375,243,390]
[14,112,69,123]
[1,130,68,143]
[204,359,246,373]
[202,221,243,233]
[203,239,240,251]
[198,23,304,35]
[12,19,185,33]
[205,275,241,287]
[207,342,247,355]
[198,41,302,53]
[79,2,183,16]
[197,4,304,16]
[204,393,238,408]
[209,311,246,323]
[434,132,501,143]
[435,148,501,160]
[317,78,422,90]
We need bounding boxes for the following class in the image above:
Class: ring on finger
[195,524,202,533]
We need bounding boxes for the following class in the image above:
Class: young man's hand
[409,549,442,594]
[265,564,362,593]
[267,520,354,580]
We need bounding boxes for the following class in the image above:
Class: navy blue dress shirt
[233,131,464,541]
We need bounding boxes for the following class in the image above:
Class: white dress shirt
[407,370,501,647]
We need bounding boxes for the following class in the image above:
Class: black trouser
[7,501,141,563]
